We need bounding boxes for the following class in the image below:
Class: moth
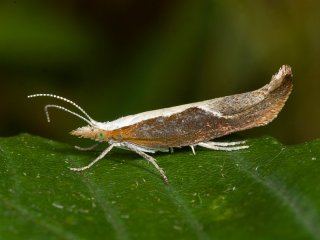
[28,65,293,183]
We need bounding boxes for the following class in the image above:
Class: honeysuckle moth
[28,65,293,184]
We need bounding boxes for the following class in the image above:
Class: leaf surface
[1,134,320,239]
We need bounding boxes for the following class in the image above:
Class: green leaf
[1,134,320,239]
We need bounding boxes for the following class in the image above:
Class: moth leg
[169,147,174,153]
[75,143,99,151]
[197,141,249,151]
[70,144,114,171]
[208,141,246,147]
[190,145,196,155]
[125,144,168,184]
[207,141,246,147]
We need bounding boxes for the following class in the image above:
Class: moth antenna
[45,104,93,125]
[27,93,95,122]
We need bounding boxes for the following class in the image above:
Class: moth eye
[97,132,104,139]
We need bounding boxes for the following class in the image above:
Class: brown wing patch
[108,107,233,148]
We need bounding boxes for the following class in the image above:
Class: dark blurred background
[1,0,319,144]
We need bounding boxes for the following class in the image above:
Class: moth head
[70,126,109,141]
[27,93,110,141]
[27,94,113,142]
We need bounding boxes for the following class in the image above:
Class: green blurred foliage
[1,0,320,144]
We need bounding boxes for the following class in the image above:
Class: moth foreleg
[75,143,99,151]
[197,141,249,151]
[70,144,114,171]
[125,144,169,184]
